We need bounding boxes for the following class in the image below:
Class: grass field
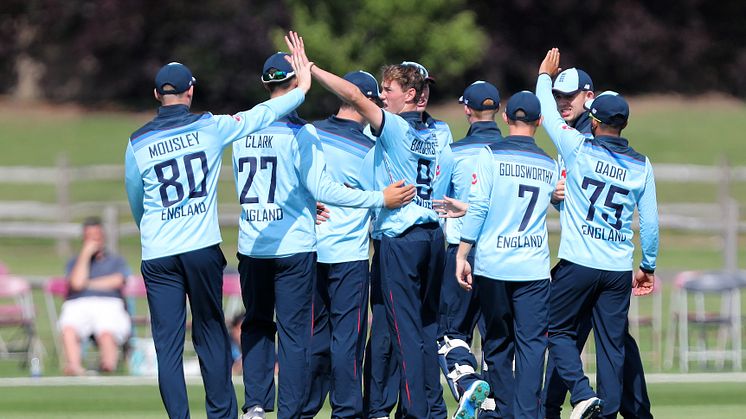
[0,380,744,418]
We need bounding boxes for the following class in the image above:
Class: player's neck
[336,108,365,124]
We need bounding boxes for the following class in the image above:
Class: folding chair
[664,270,744,371]
[0,275,42,372]
[44,276,136,371]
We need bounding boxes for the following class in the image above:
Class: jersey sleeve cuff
[639,265,655,274]
[370,109,385,137]
[460,238,476,245]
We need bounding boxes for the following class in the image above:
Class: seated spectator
[58,217,132,375]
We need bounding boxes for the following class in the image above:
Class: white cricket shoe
[241,405,266,419]
[453,380,490,419]
[570,397,603,419]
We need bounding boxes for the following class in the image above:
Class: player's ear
[502,112,509,124]
[537,115,544,127]
[404,87,416,103]
[153,89,161,102]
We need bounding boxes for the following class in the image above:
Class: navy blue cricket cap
[458,81,500,111]
[155,62,196,95]
[506,90,541,122]
[344,71,381,99]
[587,91,629,125]
[261,52,295,84]
[553,68,594,95]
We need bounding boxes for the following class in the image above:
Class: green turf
[0,382,744,418]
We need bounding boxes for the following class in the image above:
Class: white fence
[0,159,743,267]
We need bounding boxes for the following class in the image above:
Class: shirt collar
[328,115,365,132]
[157,104,191,117]
[466,121,501,137]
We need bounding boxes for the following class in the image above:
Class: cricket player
[234,50,414,419]
[552,68,595,137]
[452,91,557,419]
[285,32,450,418]
[302,70,382,419]
[364,60,451,419]
[543,71,654,419]
[435,81,505,416]
[124,56,309,419]
[536,48,659,419]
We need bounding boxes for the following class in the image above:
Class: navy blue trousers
[438,244,484,398]
[363,239,399,418]
[477,276,549,419]
[141,245,237,419]
[379,223,447,419]
[303,260,369,418]
[238,252,315,419]
[547,260,632,418]
[543,319,653,419]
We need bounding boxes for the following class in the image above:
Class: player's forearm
[244,88,305,131]
[311,66,382,130]
[456,241,473,260]
[638,166,660,271]
[536,74,583,159]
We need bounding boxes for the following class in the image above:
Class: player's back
[372,110,443,237]
[128,110,244,260]
[469,136,558,281]
[313,116,375,263]
[444,122,504,245]
[233,113,315,257]
[558,135,653,270]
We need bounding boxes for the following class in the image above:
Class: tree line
[0,0,743,116]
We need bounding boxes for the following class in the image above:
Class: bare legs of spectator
[61,326,85,376]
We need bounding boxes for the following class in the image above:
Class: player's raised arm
[285,31,384,132]
[535,48,585,165]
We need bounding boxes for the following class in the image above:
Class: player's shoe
[569,397,603,419]
[453,380,490,419]
[241,405,266,419]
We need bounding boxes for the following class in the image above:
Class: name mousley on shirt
[499,163,554,186]
[149,132,200,158]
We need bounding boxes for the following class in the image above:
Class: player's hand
[315,202,330,225]
[632,270,656,296]
[284,31,314,93]
[433,196,468,218]
[550,178,566,205]
[455,257,473,291]
[539,48,561,77]
[382,180,415,209]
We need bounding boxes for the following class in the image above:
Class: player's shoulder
[590,136,647,165]
[129,112,210,143]
[490,135,555,163]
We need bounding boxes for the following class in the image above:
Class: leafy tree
[274,0,487,114]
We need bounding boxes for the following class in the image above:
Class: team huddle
[125,31,659,419]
